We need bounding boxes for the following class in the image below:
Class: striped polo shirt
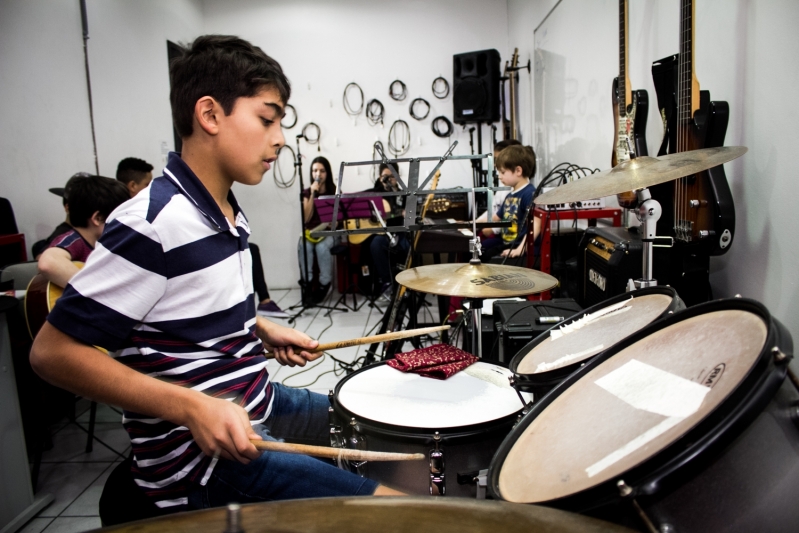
[48,153,271,510]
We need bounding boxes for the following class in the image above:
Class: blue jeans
[186,383,378,508]
[371,233,410,284]
[297,236,334,285]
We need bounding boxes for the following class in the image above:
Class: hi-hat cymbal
[396,262,558,298]
[99,497,632,533]
[534,146,747,205]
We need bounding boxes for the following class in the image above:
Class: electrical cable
[273,144,297,189]
[388,119,410,156]
[366,98,384,126]
[389,79,407,101]
[409,97,430,120]
[432,76,450,99]
[343,82,364,116]
[301,122,321,152]
[281,104,297,129]
[431,116,454,138]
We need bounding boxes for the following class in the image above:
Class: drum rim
[509,286,684,388]
[331,361,523,442]
[489,297,790,510]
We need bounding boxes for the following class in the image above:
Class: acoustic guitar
[25,262,83,340]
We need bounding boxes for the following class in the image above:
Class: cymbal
[534,146,747,205]
[396,262,558,298]
[100,497,633,533]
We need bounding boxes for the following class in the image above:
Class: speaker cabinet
[453,49,501,124]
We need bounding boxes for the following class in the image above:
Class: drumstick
[264,325,450,359]
[250,440,425,461]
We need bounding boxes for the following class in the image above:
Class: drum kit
[103,147,799,532]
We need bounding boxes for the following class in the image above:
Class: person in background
[478,138,522,237]
[299,155,337,304]
[370,163,408,298]
[251,242,288,318]
[116,157,154,197]
[37,175,130,287]
[31,173,90,259]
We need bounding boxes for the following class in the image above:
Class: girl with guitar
[299,156,338,304]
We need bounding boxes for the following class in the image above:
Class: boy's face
[498,165,524,186]
[215,87,285,186]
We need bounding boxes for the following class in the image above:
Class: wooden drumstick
[250,440,425,461]
[264,325,450,359]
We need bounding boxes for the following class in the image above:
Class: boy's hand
[183,392,262,463]
[256,317,321,367]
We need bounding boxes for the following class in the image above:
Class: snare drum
[490,298,798,533]
[331,361,530,497]
[510,287,684,398]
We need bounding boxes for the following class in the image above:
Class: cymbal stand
[632,187,661,289]
[467,189,484,358]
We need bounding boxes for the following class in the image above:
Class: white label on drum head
[594,359,710,418]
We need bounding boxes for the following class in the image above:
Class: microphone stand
[287,135,345,323]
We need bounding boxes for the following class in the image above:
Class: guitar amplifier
[493,299,583,363]
[577,226,643,307]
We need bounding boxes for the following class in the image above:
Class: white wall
[202,0,510,288]
[509,0,799,346]
[0,0,97,250]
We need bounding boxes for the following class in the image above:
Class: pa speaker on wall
[453,49,501,124]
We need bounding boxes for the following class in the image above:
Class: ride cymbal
[534,146,747,206]
[396,262,558,298]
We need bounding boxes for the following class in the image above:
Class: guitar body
[650,54,735,256]
[611,78,650,167]
[24,261,84,340]
[344,199,393,245]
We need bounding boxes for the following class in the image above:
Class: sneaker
[378,282,393,302]
[312,283,331,304]
[257,300,289,318]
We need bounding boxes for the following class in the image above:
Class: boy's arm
[38,247,80,288]
[30,323,262,463]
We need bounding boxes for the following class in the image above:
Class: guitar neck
[618,0,630,114]
[677,0,699,139]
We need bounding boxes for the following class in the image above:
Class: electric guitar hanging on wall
[649,0,735,256]
[612,0,649,208]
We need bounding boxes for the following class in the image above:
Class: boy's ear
[194,96,221,136]
[515,165,524,177]
[89,211,104,227]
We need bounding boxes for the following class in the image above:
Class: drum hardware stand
[429,432,446,495]
[617,480,660,533]
[508,376,530,408]
[467,190,485,358]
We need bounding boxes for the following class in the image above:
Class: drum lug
[348,418,368,477]
[224,503,244,533]
[772,346,790,364]
[617,479,633,497]
[429,432,446,496]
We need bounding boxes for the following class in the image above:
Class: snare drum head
[516,293,674,375]
[496,308,769,503]
[337,362,522,429]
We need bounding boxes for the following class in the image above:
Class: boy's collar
[162,152,249,234]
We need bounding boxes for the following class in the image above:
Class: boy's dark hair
[496,145,537,178]
[494,139,522,152]
[116,157,154,185]
[67,176,131,228]
[169,35,291,138]
[310,156,336,195]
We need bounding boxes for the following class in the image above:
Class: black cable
[389,79,407,101]
[388,119,410,156]
[431,116,453,138]
[301,122,321,152]
[432,76,450,99]
[273,144,297,189]
[343,82,364,116]
[409,97,430,120]
[281,104,297,129]
[366,98,384,126]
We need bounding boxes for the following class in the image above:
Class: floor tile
[41,423,128,463]
[41,517,102,533]
[18,518,54,533]
[75,403,123,424]
[36,462,113,517]
[60,462,117,517]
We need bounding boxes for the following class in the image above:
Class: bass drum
[331,361,530,497]
[510,287,684,398]
[490,298,798,533]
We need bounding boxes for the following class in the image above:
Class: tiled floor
[22,288,441,532]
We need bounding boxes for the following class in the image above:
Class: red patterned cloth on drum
[388,344,478,379]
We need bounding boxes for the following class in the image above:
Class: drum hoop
[509,287,684,386]
[489,297,789,508]
[332,361,523,442]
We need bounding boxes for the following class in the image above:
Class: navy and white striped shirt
[48,153,272,510]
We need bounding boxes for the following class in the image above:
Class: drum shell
[509,287,685,397]
[490,298,795,530]
[332,362,521,497]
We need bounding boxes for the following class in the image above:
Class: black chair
[99,453,169,526]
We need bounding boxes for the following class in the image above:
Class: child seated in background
[37,175,130,287]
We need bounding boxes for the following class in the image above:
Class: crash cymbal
[100,497,633,533]
[396,262,558,298]
[534,146,747,205]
